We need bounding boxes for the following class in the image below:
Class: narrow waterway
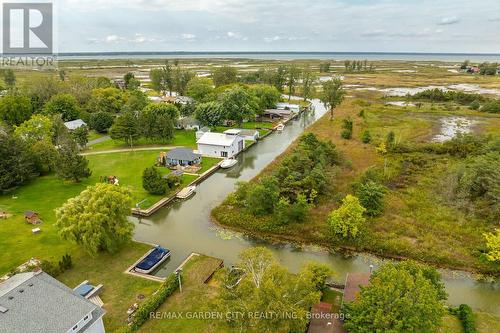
[132,99,500,315]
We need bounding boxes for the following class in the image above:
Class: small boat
[276,123,285,131]
[220,158,238,169]
[176,185,196,199]
[134,246,170,274]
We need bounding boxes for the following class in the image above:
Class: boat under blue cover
[135,246,170,274]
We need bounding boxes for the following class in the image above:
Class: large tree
[285,65,301,101]
[138,103,178,142]
[87,87,124,113]
[14,114,53,145]
[250,84,281,113]
[55,183,134,254]
[195,101,224,126]
[142,167,168,195]
[55,140,92,182]
[320,78,346,120]
[344,261,446,333]
[219,87,258,125]
[186,77,215,102]
[212,66,238,87]
[89,111,114,133]
[214,247,329,333]
[43,93,80,121]
[301,66,317,101]
[109,111,140,147]
[0,133,37,191]
[0,94,33,126]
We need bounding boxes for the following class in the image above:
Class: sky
[53,0,500,53]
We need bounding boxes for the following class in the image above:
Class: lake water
[58,52,500,63]
[132,99,500,315]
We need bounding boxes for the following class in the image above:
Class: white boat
[134,246,171,274]
[176,185,196,199]
[220,158,238,169]
[276,123,285,131]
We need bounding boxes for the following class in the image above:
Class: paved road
[86,135,111,146]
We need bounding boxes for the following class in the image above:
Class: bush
[450,304,476,333]
[127,273,180,332]
[356,181,386,216]
[40,260,61,277]
[469,100,481,110]
[58,254,72,271]
[481,100,500,113]
[361,130,371,143]
[89,111,114,133]
[142,167,168,195]
[341,118,353,140]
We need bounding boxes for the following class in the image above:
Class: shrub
[127,273,180,332]
[58,254,72,271]
[341,118,353,140]
[361,130,371,143]
[328,195,366,239]
[40,260,61,277]
[142,167,168,195]
[469,100,481,110]
[450,304,476,333]
[89,111,114,133]
[386,131,396,149]
[481,100,500,113]
[356,181,386,216]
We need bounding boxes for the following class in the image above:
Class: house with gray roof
[0,271,106,333]
[163,148,202,166]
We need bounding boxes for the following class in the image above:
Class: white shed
[196,132,245,158]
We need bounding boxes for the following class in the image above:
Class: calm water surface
[132,99,500,314]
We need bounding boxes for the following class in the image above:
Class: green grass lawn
[0,150,201,274]
[87,129,198,152]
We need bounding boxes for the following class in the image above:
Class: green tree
[328,194,366,238]
[3,69,16,88]
[89,111,114,133]
[109,111,140,147]
[285,65,301,101]
[219,87,258,125]
[186,77,215,102]
[320,78,346,120]
[214,247,324,333]
[174,65,194,95]
[249,84,281,113]
[212,66,238,87]
[31,139,58,174]
[484,229,500,262]
[361,130,371,143]
[245,176,280,216]
[138,103,178,142]
[0,133,37,191]
[14,114,53,145]
[55,183,134,254]
[43,93,80,121]
[55,140,92,182]
[274,65,287,92]
[195,101,224,126]
[149,68,167,94]
[344,261,446,333]
[87,87,124,113]
[0,94,33,126]
[301,66,317,101]
[123,72,140,90]
[142,167,168,195]
[356,181,386,216]
[71,125,89,147]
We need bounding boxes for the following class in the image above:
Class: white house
[64,119,87,131]
[0,270,106,333]
[276,102,300,113]
[223,129,259,141]
[197,132,245,158]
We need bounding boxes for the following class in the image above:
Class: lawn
[86,129,198,152]
[0,150,200,274]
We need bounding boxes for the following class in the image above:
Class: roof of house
[223,129,242,135]
[264,109,293,117]
[178,117,200,127]
[0,271,105,333]
[343,272,371,303]
[197,126,210,133]
[239,129,259,136]
[277,102,300,111]
[166,148,201,161]
[24,211,37,218]
[63,119,87,130]
[307,302,344,333]
[196,132,240,146]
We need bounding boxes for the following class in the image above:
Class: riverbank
[211,95,500,277]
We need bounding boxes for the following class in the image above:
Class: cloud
[437,16,460,25]
[488,17,500,22]
[181,33,197,41]
[361,29,386,37]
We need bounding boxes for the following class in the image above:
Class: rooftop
[196,132,239,146]
[63,119,87,130]
[0,271,105,333]
[166,148,201,161]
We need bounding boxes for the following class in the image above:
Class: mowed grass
[87,129,198,152]
[0,149,202,274]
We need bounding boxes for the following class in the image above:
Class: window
[84,315,89,320]
[72,324,78,330]
[221,151,228,157]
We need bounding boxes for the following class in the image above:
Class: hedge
[122,273,180,332]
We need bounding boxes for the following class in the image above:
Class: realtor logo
[2,2,53,54]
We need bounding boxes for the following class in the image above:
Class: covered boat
[220,158,238,169]
[134,246,170,274]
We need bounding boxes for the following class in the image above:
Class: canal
[132,99,500,315]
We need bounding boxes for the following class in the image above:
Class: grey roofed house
[166,148,202,166]
[0,271,106,333]
[64,119,87,131]
[176,117,201,130]
[263,109,293,119]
